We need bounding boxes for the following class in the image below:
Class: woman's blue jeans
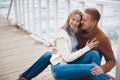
[51,51,108,80]
[21,51,52,80]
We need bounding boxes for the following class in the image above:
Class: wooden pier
[0,15,54,80]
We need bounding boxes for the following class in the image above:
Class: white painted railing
[7,0,120,79]
[9,0,120,44]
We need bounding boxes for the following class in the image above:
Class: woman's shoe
[17,75,26,80]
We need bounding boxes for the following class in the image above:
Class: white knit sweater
[50,29,90,65]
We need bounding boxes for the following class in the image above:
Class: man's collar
[80,26,99,39]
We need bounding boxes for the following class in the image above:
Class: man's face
[81,13,95,32]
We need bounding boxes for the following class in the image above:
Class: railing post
[46,0,50,41]
[79,2,85,13]
[14,0,18,25]
[21,0,25,29]
[20,0,22,26]
[17,0,21,26]
[116,20,120,80]
[66,0,70,14]
[26,0,31,32]
[32,0,36,33]
[7,0,13,20]
[38,0,42,36]
[97,4,103,27]
[55,0,58,32]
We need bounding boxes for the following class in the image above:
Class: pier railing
[6,0,120,79]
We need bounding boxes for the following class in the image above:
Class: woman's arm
[56,38,99,62]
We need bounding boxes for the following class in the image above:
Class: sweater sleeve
[56,38,90,62]
[100,37,116,73]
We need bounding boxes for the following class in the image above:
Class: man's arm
[100,37,116,73]
[91,37,116,75]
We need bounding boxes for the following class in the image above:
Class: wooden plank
[0,15,53,80]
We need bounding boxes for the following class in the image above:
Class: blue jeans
[21,51,52,80]
[51,51,108,80]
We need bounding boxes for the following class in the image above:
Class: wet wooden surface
[0,15,54,80]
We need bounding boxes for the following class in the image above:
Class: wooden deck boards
[0,15,53,80]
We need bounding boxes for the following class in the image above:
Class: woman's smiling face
[69,14,81,31]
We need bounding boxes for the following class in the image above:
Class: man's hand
[86,38,99,49]
[91,65,104,75]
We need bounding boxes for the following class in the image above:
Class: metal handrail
[7,0,13,20]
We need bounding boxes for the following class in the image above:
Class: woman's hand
[51,47,57,54]
[86,38,99,49]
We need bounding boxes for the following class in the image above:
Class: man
[76,8,116,76]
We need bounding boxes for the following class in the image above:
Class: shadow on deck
[0,15,54,80]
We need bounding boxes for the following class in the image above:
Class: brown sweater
[76,27,116,73]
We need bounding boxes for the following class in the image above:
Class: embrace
[18,8,116,80]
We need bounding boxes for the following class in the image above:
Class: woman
[50,9,107,80]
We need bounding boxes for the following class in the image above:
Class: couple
[18,8,116,80]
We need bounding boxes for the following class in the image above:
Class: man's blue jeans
[51,51,108,80]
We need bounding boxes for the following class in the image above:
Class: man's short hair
[85,8,101,23]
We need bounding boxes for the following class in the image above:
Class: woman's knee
[88,50,100,58]
[41,51,52,60]
[44,51,52,56]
